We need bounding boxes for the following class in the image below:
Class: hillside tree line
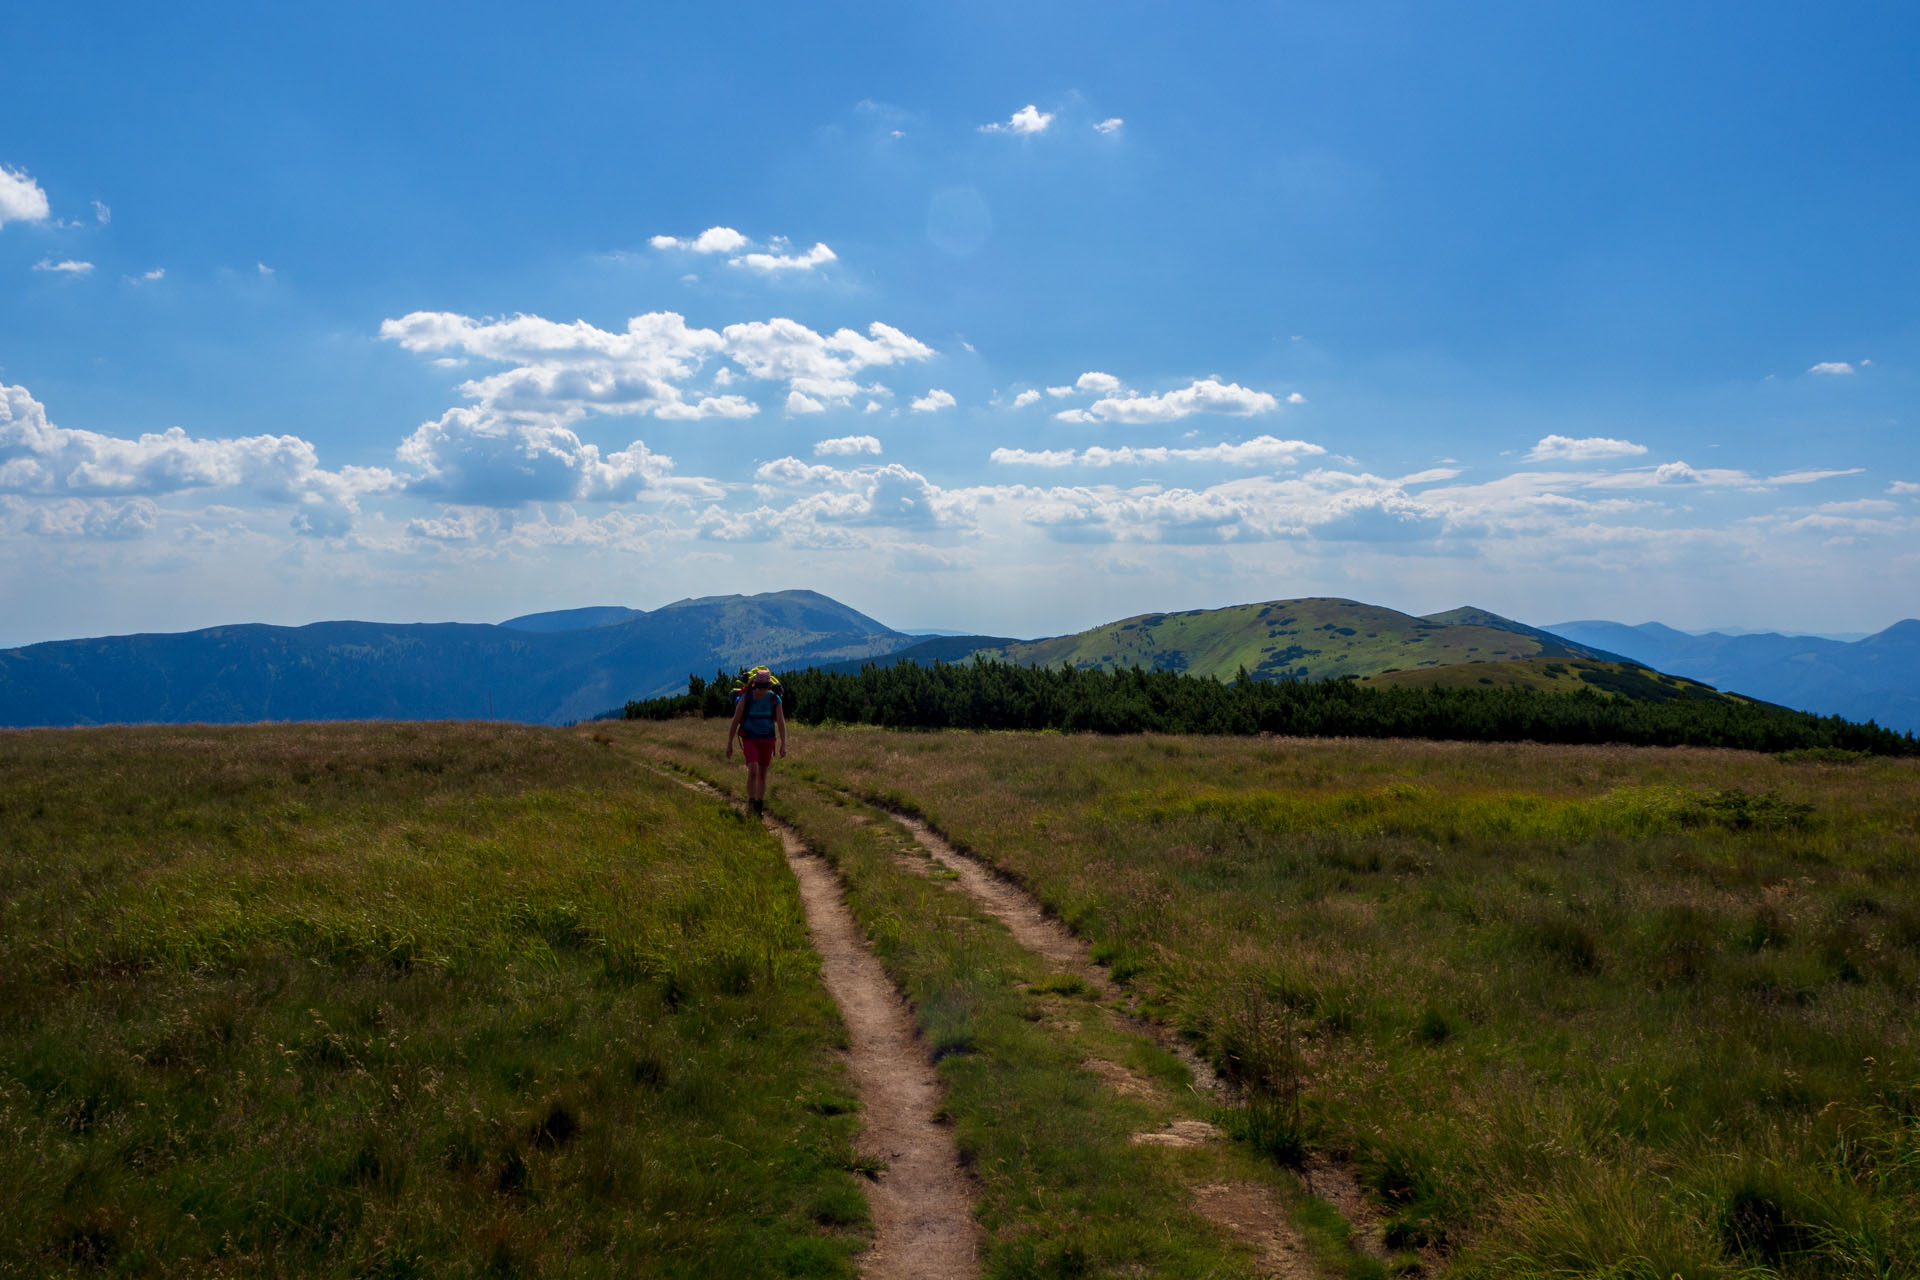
[623,659,1918,756]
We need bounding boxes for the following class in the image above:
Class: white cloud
[722,319,932,403]
[1086,377,1279,423]
[24,497,157,540]
[815,435,882,456]
[1,382,392,537]
[731,242,837,273]
[980,104,1054,135]
[396,406,672,506]
[1808,361,1855,375]
[1011,389,1042,409]
[92,200,110,225]
[1287,392,1307,405]
[910,389,957,413]
[991,436,1325,470]
[1764,468,1863,486]
[1653,462,1704,485]
[786,390,825,415]
[0,165,50,226]
[130,268,165,283]
[864,401,884,414]
[1046,386,1075,398]
[1093,117,1124,135]
[1891,481,1920,496]
[33,258,93,276]
[1527,434,1649,462]
[383,309,766,421]
[257,262,274,276]
[990,448,1076,467]
[651,226,750,254]
[1054,408,1098,423]
[1075,371,1123,395]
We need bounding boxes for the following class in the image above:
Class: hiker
[725,667,787,817]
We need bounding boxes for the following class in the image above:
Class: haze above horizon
[4,3,1917,650]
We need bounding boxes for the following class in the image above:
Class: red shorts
[740,736,776,767]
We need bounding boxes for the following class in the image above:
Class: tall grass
[0,723,869,1278]
[634,734,1351,1278]
[681,725,1920,1277]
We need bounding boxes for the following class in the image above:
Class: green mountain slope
[974,597,1619,683]
[1360,656,1740,703]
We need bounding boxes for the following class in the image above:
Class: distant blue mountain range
[5,592,1914,734]
[1545,618,1920,734]
[0,591,912,727]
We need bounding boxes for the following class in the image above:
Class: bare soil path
[631,759,977,1279]
[771,823,978,1280]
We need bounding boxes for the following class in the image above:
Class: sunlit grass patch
[648,721,1920,1276]
[0,723,868,1278]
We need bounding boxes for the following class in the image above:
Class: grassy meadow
[630,719,1920,1278]
[0,723,872,1279]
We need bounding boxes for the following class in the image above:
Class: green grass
[681,723,1920,1278]
[0,723,869,1278]
[625,728,1335,1278]
[978,597,1580,683]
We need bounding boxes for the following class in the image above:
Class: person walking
[726,667,787,817]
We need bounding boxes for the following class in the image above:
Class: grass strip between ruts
[634,733,1370,1280]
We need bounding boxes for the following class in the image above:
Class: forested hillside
[628,659,1918,755]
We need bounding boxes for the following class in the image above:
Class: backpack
[736,668,782,737]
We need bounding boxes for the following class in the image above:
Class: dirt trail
[634,761,977,1279]
[885,814,1356,1277]
[771,824,978,1280]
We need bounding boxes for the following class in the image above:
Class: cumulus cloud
[990,436,1325,469]
[0,165,50,226]
[396,407,672,506]
[1075,371,1123,395]
[384,309,763,421]
[1307,491,1447,542]
[1653,462,1704,485]
[1891,481,1920,496]
[24,497,157,540]
[1093,117,1124,135]
[722,318,932,405]
[1054,408,1098,423]
[910,389,957,413]
[980,104,1054,135]
[1046,386,1075,398]
[1808,361,1856,375]
[1527,434,1649,462]
[815,435,882,456]
[33,258,93,276]
[1,382,391,537]
[786,390,825,415]
[1085,377,1279,423]
[731,241,837,273]
[650,226,749,254]
[129,268,165,283]
[1011,389,1042,408]
[1287,392,1307,404]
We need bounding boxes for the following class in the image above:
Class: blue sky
[3,2,1916,647]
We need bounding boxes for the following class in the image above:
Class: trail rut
[885,809,1381,1277]
[772,824,978,1280]
[635,761,977,1279]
